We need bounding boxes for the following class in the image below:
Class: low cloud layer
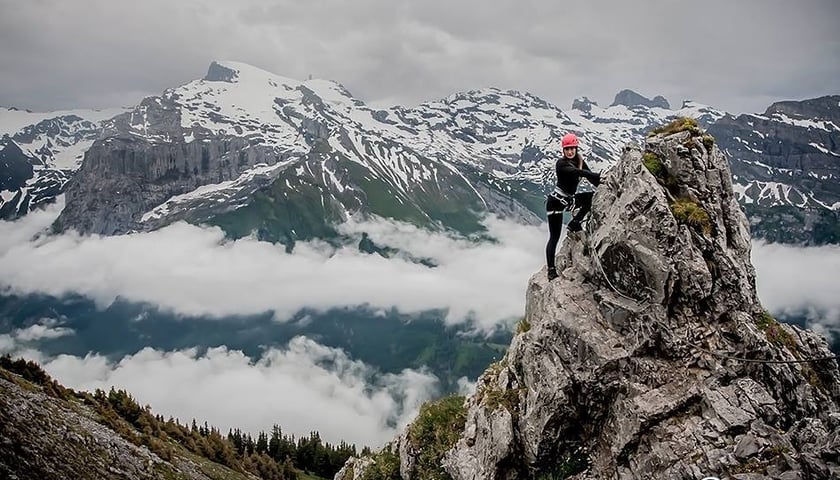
[0,202,544,330]
[752,241,840,341]
[1,332,438,448]
[3,205,840,337]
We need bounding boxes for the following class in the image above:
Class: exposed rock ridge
[611,89,671,109]
[442,128,840,479]
[344,125,840,479]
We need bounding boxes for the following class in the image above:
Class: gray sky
[1,0,837,114]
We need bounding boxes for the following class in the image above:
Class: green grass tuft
[406,395,467,480]
[642,152,665,178]
[701,134,715,150]
[670,198,712,235]
[754,311,797,351]
[359,449,400,480]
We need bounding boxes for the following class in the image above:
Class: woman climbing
[545,133,601,280]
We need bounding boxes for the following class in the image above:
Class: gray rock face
[54,95,294,235]
[611,89,671,109]
[708,95,840,244]
[204,61,239,82]
[441,132,839,479]
[344,130,839,479]
[572,97,598,113]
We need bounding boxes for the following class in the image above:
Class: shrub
[670,198,712,235]
[701,134,715,150]
[484,386,524,414]
[642,152,665,178]
[407,395,467,479]
[360,449,401,480]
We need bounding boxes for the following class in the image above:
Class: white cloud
[4,206,840,339]
[0,316,74,352]
[5,337,438,448]
[0,208,545,331]
[752,241,840,340]
[13,323,74,342]
[0,0,837,114]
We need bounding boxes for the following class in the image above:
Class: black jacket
[554,156,600,197]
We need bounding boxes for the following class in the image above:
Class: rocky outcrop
[346,125,840,479]
[611,89,671,109]
[54,95,294,235]
[572,97,598,114]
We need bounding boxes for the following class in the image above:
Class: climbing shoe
[547,267,558,281]
[567,220,582,232]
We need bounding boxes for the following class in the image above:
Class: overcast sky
[1,0,837,114]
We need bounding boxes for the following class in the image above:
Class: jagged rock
[344,127,839,480]
[611,89,671,109]
[335,456,376,480]
[572,97,598,113]
[441,129,840,479]
[204,61,239,82]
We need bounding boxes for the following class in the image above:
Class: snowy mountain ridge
[2,61,837,243]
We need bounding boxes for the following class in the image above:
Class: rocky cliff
[708,95,840,244]
[341,122,840,479]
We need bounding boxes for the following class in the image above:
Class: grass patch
[801,366,825,391]
[670,198,712,235]
[516,318,531,334]
[648,117,701,137]
[484,386,525,414]
[406,395,467,480]
[754,311,797,351]
[701,134,715,150]
[729,457,765,475]
[359,449,401,480]
[642,152,665,178]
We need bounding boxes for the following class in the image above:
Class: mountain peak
[763,94,840,121]
[571,96,598,112]
[611,89,670,109]
[202,60,304,88]
[203,60,239,82]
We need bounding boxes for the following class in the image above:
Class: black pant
[545,191,593,270]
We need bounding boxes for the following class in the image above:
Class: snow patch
[141,162,289,222]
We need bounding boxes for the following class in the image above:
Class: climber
[545,133,601,281]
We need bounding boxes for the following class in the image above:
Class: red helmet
[561,133,579,148]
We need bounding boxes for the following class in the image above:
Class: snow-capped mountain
[0,106,126,219]
[708,96,840,243]
[3,61,837,244]
[51,61,733,244]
